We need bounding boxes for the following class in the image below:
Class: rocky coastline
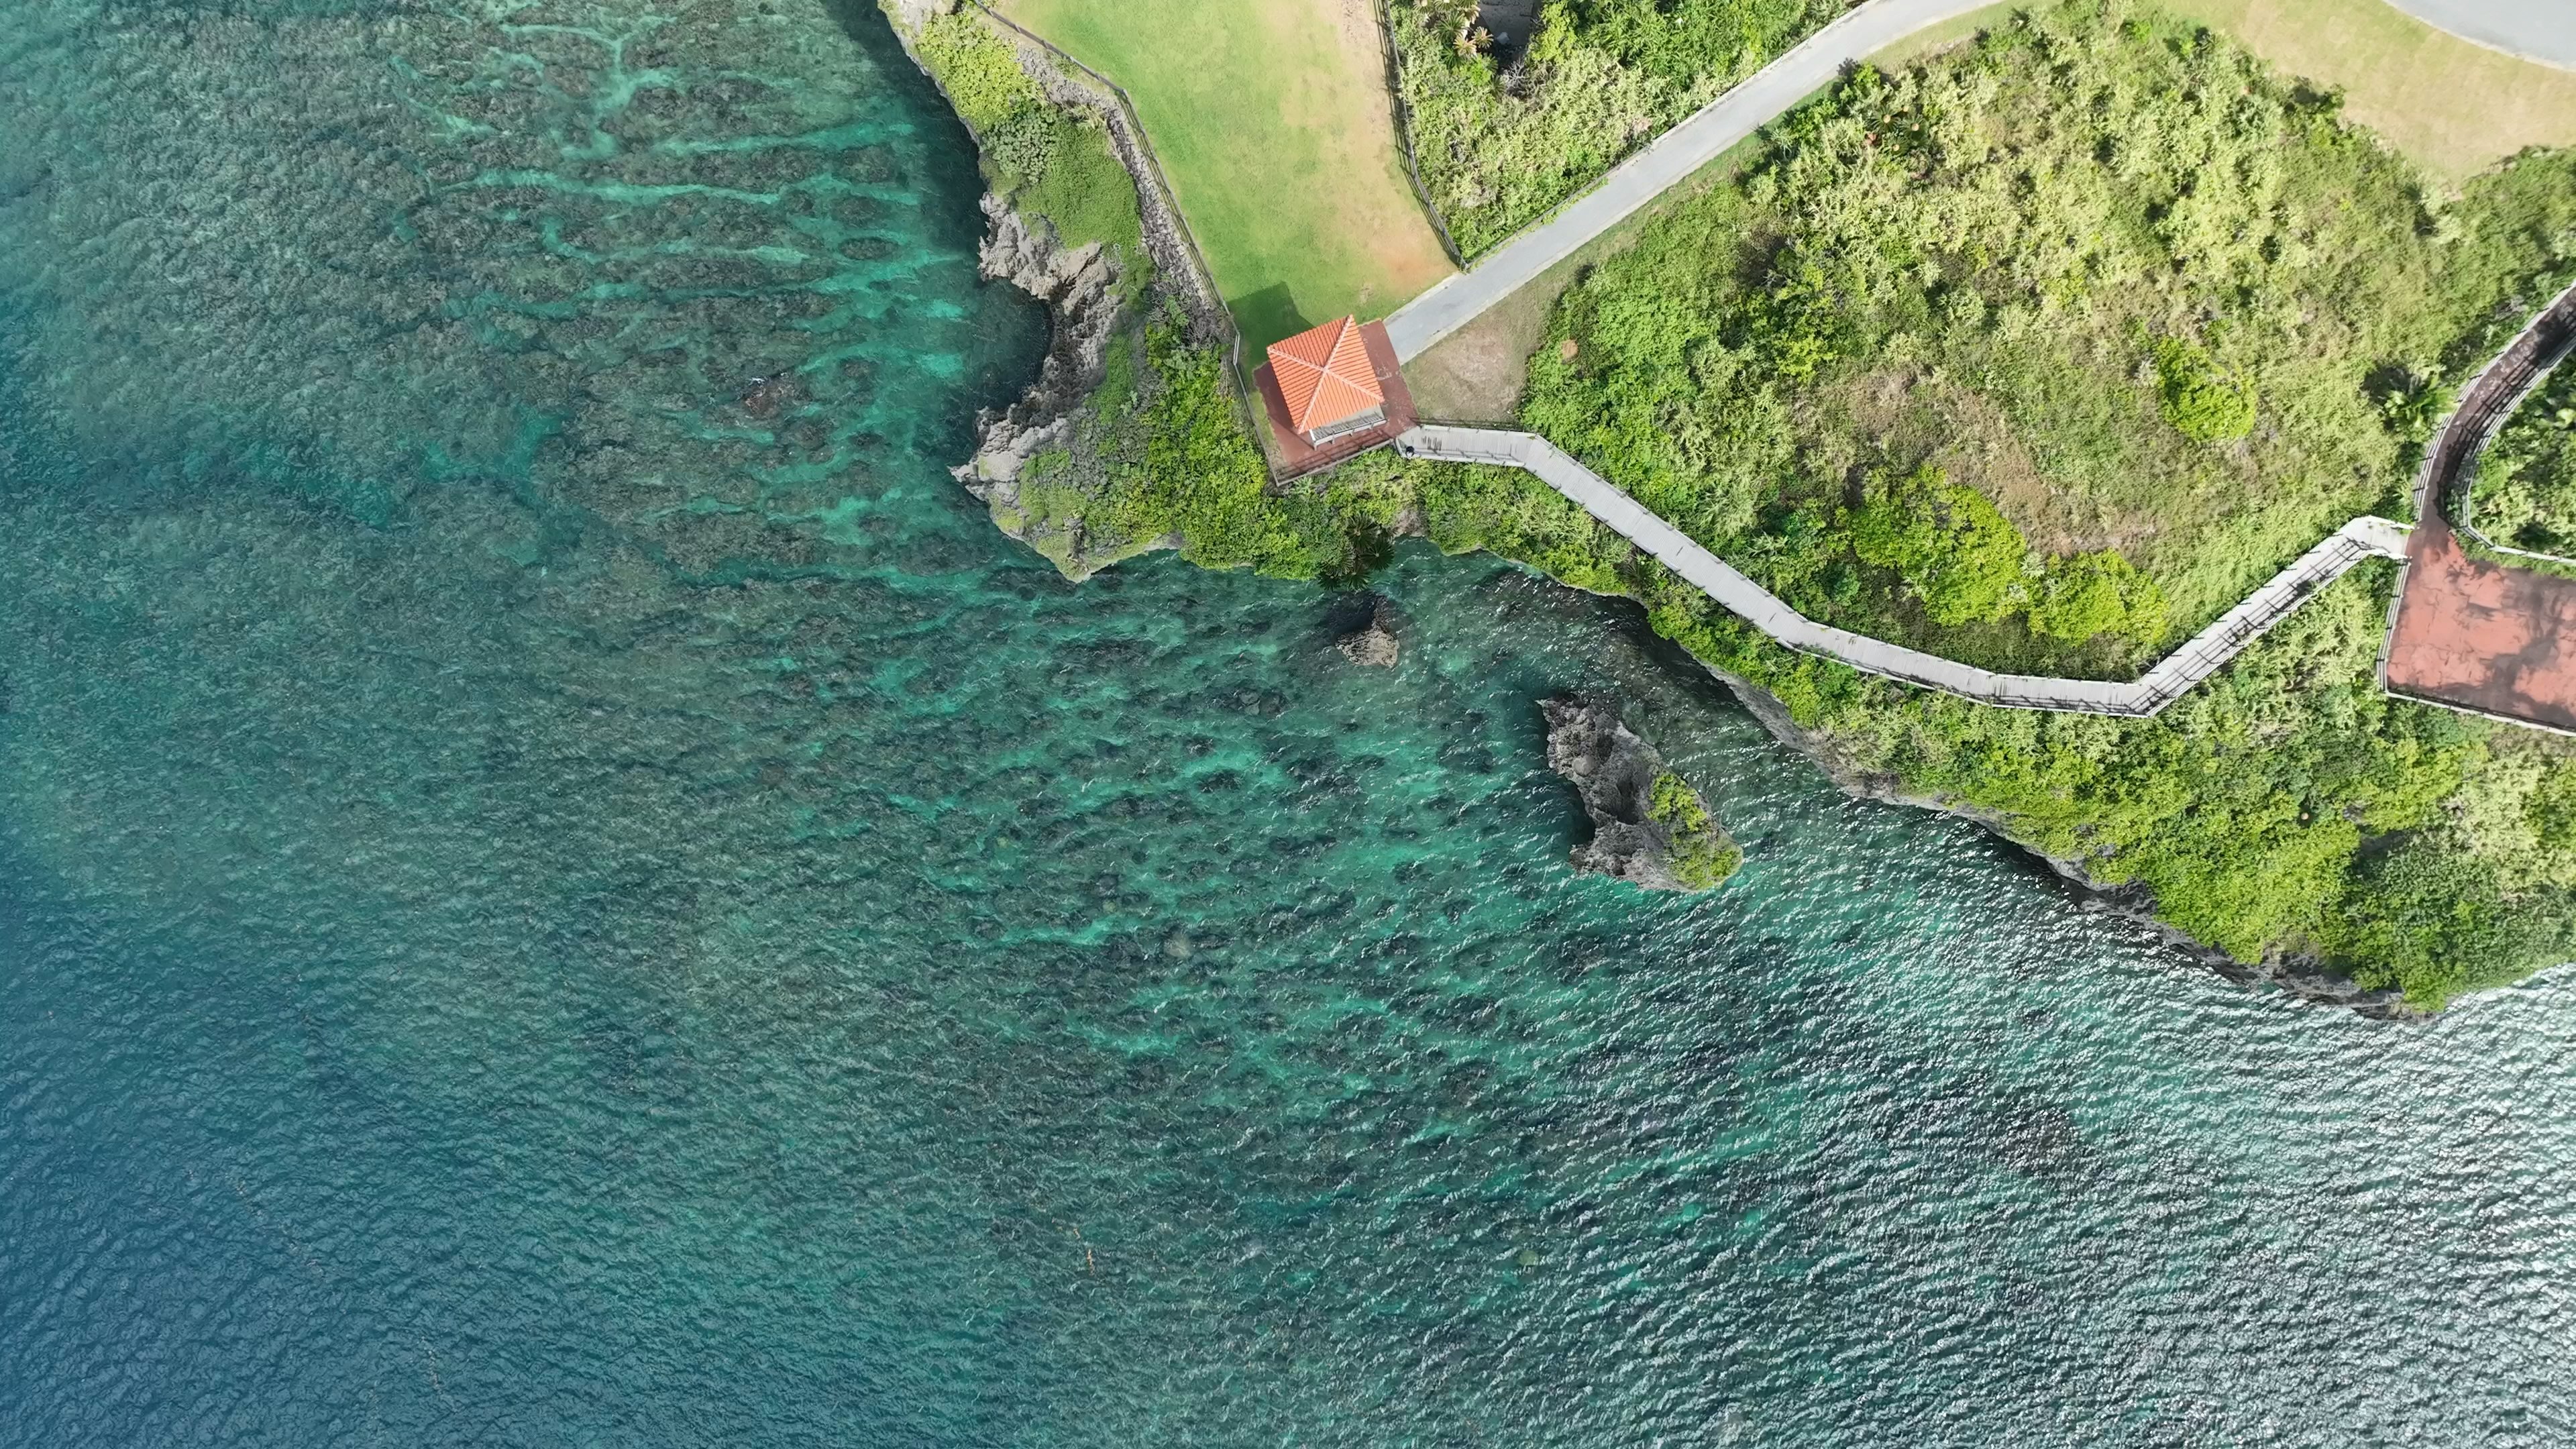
[1708,661,2426,1021]
[882,0,2419,1019]
[877,0,1227,526]
[951,194,1123,502]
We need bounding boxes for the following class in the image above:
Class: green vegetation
[1002,321,1414,581]
[998,0,1454,345]
[932,0,2576,1007]
[2473,364,2576,557]
[2150,336,2257,445]
[1484,3,2576,1006]
[1389,0,1842,255]
[1648,769,1743,890]
[1519,4,2576,679]
[1846,464,2024,627]
[912,9,1142,262]
[903,3,1362,578]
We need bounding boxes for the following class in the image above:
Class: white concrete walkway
[2383,0,2576,70]
[1394,425,2410,716]
[1381,0,2000,362]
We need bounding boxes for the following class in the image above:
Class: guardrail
[1370,0,1466,270]
[2422,276,2576,519]
[1395,424,2410,718]
[2441,275,2576,554]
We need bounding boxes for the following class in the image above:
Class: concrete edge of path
[2379,0,2576,72]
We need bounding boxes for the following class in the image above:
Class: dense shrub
[912,12,1141,257]
[1648,769,1743,889]
[2029,551,2165,645]
[1390,0,1843,254]
[1438,4,2576,1006]
[1847,464,2025,626]
[2151,336,2258,443]
[1010,323,1410,582]
[2473,364,2576,553]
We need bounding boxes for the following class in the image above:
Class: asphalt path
[1381,0,2002,361]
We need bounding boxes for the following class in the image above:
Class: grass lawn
[996,0,1455,350]
[2157,0,2576,182]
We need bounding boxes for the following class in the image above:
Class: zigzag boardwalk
[1394,425,2411,717]
[2383,278,2576,733]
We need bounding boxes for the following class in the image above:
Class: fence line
[1371,0,1466,269]
[1394,425,2409,717]
[2441,275,2576,547]
[955,2,1265,448]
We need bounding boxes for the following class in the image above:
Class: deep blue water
[3,3,2575,1445]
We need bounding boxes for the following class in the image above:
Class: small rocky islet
[1541,695,1741,892]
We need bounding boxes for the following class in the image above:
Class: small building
[1254,315,1417,478]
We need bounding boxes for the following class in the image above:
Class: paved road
[1395,425,2410,716]
[1382,0,2000,362]
[2383,0,2576,69]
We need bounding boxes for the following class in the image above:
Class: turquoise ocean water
[3,2,2573,1444]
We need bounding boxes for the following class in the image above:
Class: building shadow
[1230,284,1310,354]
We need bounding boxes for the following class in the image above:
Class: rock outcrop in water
[1542,696,1740,892]
[1337,598,1401,667]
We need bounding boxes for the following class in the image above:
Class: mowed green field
[998,0,1455,349]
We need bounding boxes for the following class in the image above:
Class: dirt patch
[1400,282,1561,423]
[1827,369,2149,558]
[2158,0,2576,182]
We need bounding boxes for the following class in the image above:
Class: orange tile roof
[1266,317,1383,433]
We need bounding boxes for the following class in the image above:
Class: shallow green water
[3,2,2574,1444]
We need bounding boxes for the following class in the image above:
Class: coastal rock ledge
[1337,598,1401,667]
[1543,696,1741,893]
[955,193,1122,498]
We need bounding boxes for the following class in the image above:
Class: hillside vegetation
[1521,3,2576,680]
[926,0,2576,1007]
[1484,3,2576,1006]
[1391,0,1846,256]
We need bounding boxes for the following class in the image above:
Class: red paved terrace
[1255,317,1415,480]
[2384,519,2576,733]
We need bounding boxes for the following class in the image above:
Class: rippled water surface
[4,3,2574,1445]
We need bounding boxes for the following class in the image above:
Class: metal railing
[2439,276,2576,559]
[2421,274,2576,527]
[1371,0,1466,269]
